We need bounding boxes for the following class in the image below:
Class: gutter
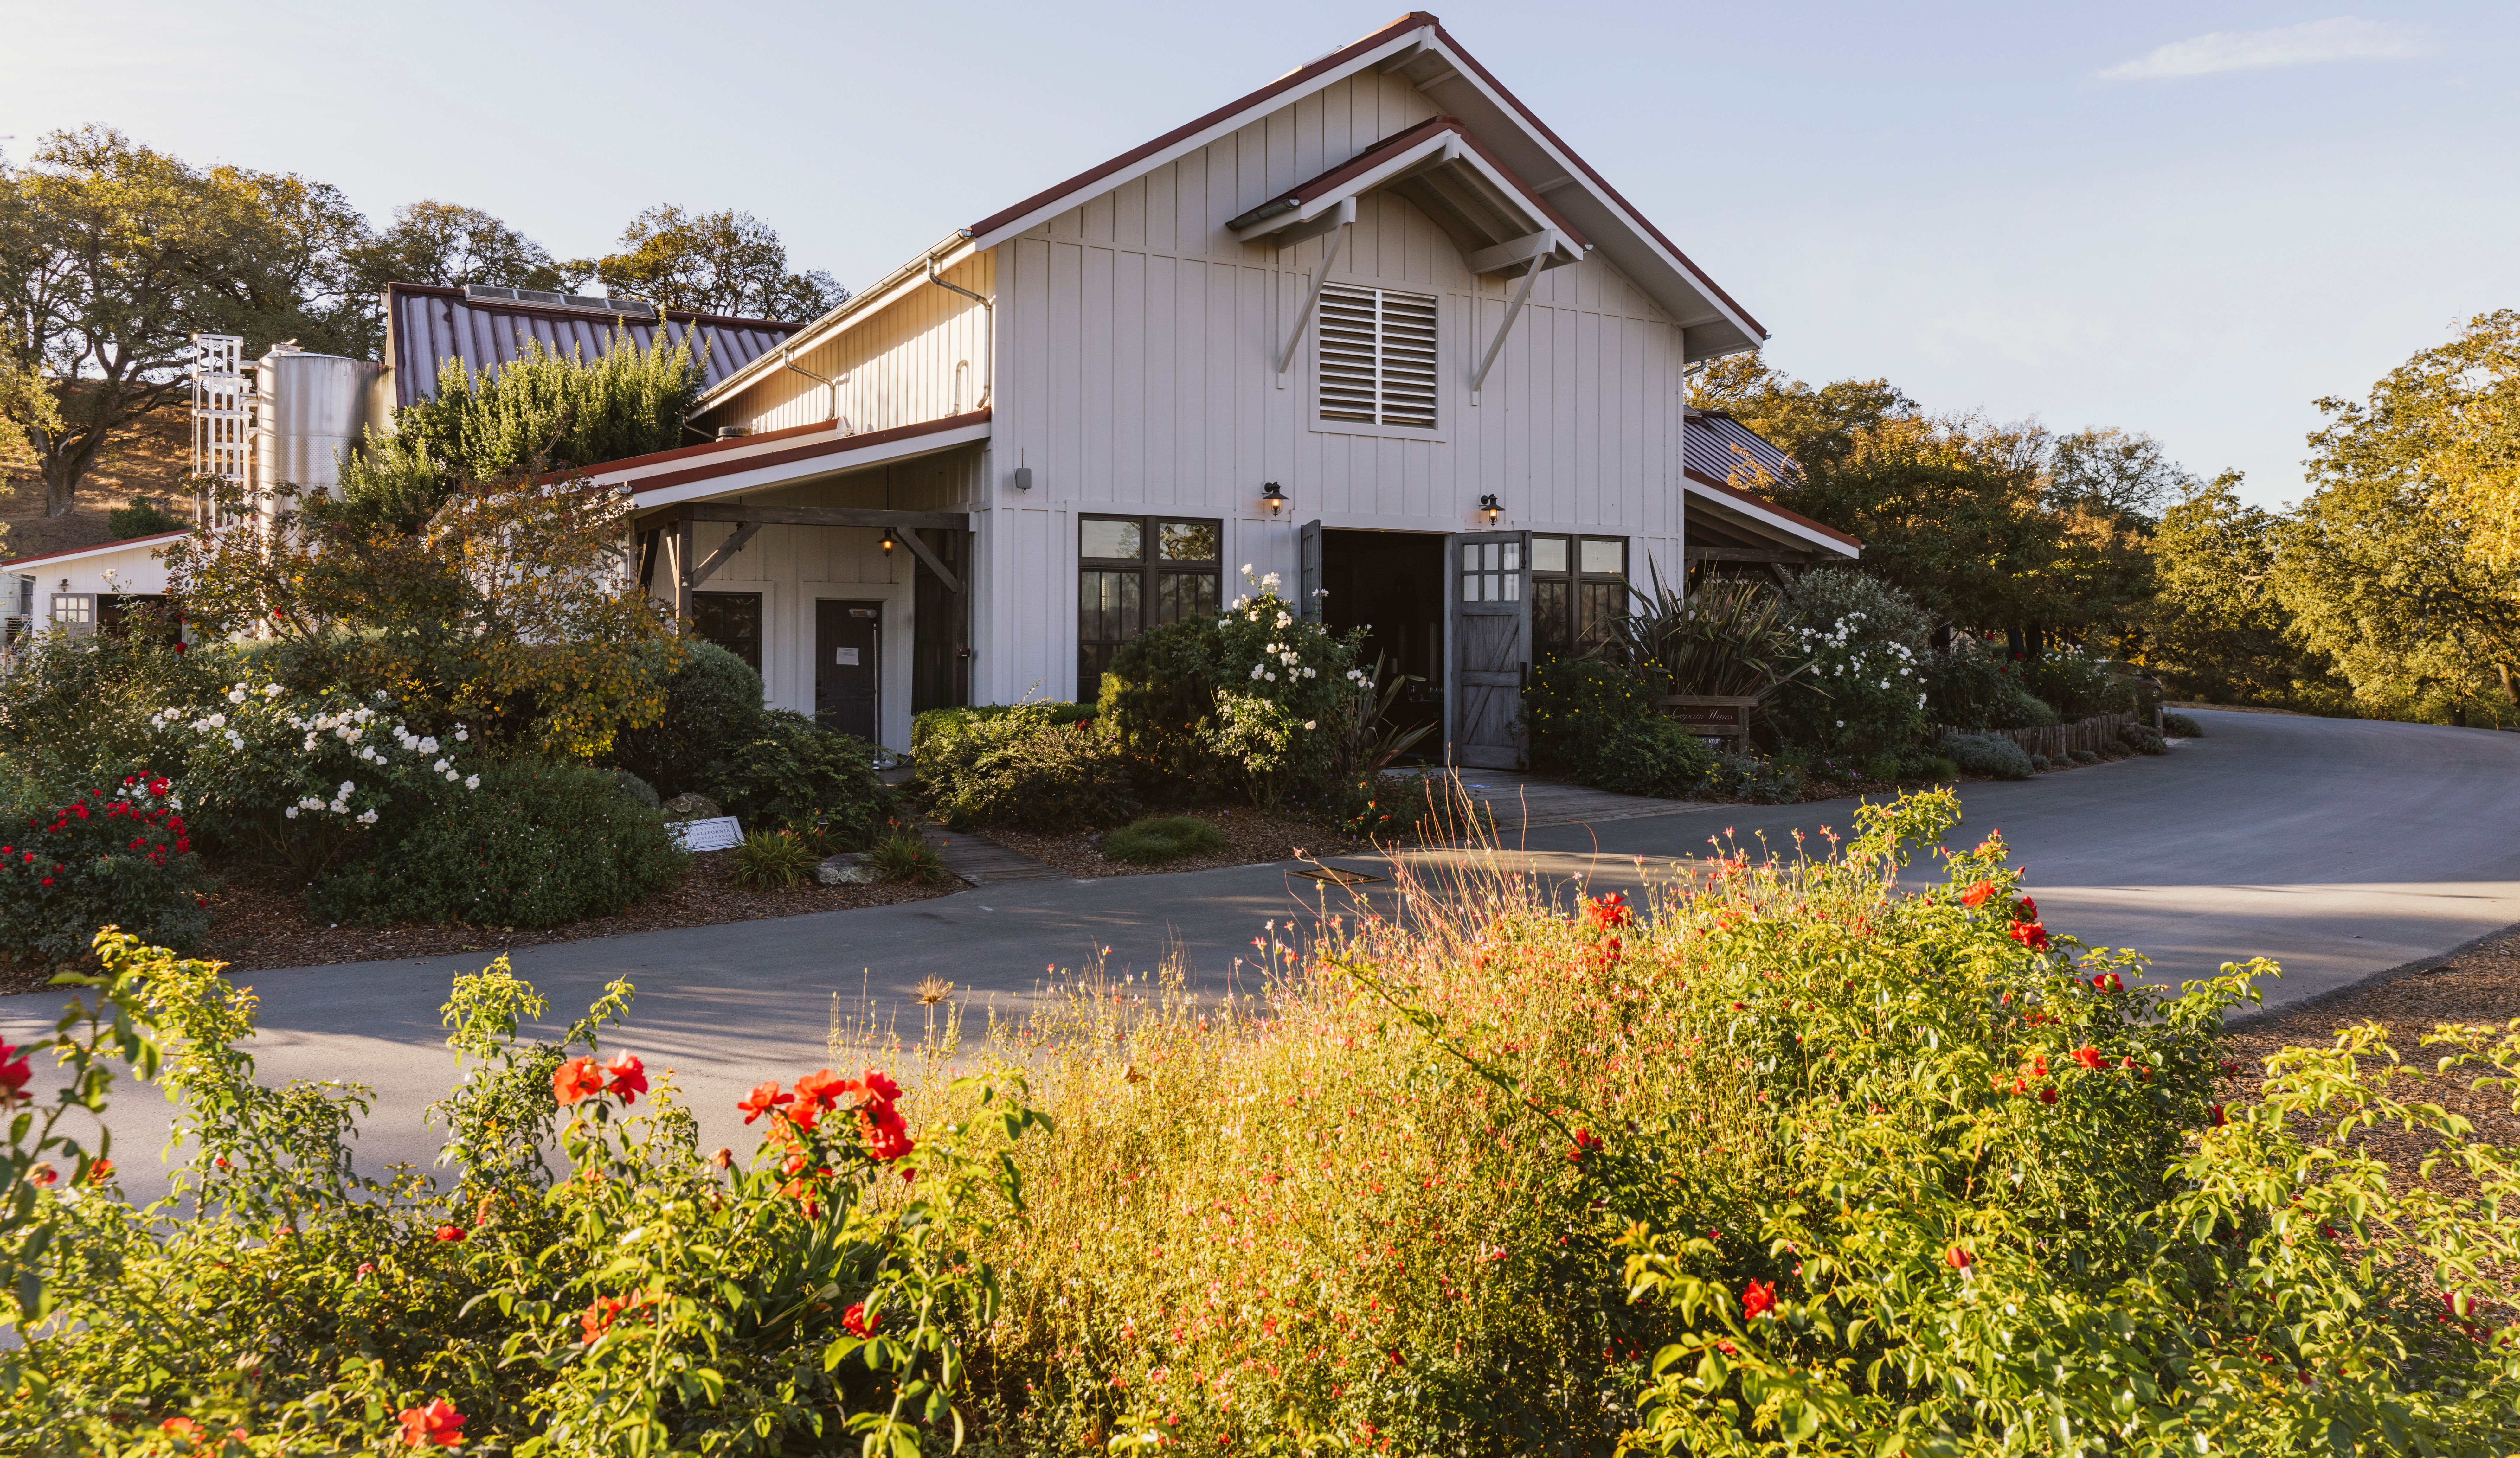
[925,239,993,413]
[780,343,849,434]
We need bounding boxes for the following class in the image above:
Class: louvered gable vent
[1318,284,1438,429]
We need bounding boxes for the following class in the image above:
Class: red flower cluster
[1565,1128,1603,1165]
[552,1052,646,1108]
[433,1224,467,1243]
[738,1066,915,1162]
[398,1399,465,1448]
[581,1290,654,1343]
[1584,892,1632,930]
[1740,1279,1777,1320]
[843,1301,881,1338]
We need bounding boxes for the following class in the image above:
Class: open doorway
[1320,529,1445,757]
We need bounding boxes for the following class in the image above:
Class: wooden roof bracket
[1469,231,1574,405]
[1274,198,1358,384]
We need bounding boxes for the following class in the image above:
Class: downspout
[926,238,993,413]
[781,343,849,433]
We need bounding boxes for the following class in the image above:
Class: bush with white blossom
[1784,611,1930,757]
[1204,567,1362,800]
[150,681,485,876]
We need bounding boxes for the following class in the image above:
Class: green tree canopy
[575,206,846,320]
[2143,472,2347,707]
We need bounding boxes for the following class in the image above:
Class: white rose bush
[149,682,485,877]
[1203,568,1362,801]
[1785,611,1929,758]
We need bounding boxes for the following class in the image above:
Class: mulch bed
[0,853,964,989]
[979,808,1372,880]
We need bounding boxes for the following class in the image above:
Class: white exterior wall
[655,445,983,750]
[704,254,996,438]
[976,69,1690,704]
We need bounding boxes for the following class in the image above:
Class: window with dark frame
[1531,535,1629,657]
[693,592,764,674]
[1078,514,1223,700]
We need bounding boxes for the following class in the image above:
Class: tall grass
[851,793,1780,1451]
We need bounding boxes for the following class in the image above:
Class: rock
[659,792,722,822]
[816,853,880,886]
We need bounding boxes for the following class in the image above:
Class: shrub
[2070,748,2100,764]
[0,623,222,784]
[2030,752,2052,771]
[912,702,1096,762]
[1612,573,1806,698]
[1708,748,1803,803]
[1783,567,1933,653]
[610,640,765,798]
[7,935,1046,1453]
[731,828,815,890]
[106,495,185,539]
[604,767,660,809]
[1939,730,2035,779]
[1998,685,2060,726]
[1921,635,2027,731]
[1098,615,1229,801]
[701,710,893,848]
[0,775,210,966]
[309,758,686,928]
[917,706,1137,831]
[2163,710,2204,737]
[1776,610,1927,757]
[1524,658,1716,798]
[866,826,953,885]
[2023,645,2138,719]
[1101,815,1229,865]
[1326,771,1462,841]
[2120,722,2169,755]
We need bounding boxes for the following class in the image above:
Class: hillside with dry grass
[2,402,195,563]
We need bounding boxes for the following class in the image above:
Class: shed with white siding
[583,10,1852,767]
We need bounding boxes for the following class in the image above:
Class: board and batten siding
[980,68,1690,706]
[649,444,985,750]
[701,253,997,438]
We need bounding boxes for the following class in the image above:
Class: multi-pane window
[1532,535,1629,656]
[1078,515,1222,699]
[1318,284,1438,429]
[693,592,763,674]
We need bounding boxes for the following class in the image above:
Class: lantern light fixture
[879,526,897,555]
[1478,493,1503,526]
[1261,482,1288,517]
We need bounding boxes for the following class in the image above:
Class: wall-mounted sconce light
[1261,482,1288,517]
[1478,493,1503,526]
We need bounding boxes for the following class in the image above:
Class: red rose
[1740,1279,1777,1320]
[433,1224,466,1243]
[603,1052,647,1104]
[2090,972,2123,993]
[1959,880,1996,908]
[2007,920,2050,951]
[551,1056,604,1106]
[397,1399,465,1448]
[737,1081,793,1125]
[2069,1046,2105,1071]
[0,1043,29,1106]
[1945,1245,1973,1270]
[843,1301,881,1337]
[2038,1086,2059,1105]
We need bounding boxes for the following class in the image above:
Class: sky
[7,1,2517,509]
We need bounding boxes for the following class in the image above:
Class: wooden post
[674,505,694,621]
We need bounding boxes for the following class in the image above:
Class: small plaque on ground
[1293,865,1384,886]
[667,816,745,852]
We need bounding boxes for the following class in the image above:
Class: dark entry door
[1450,531,1531,770]
[815,599,882,741]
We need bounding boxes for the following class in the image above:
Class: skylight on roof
[460,284,659,320]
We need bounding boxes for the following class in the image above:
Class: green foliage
[309,757,686,928]
[609,640,767,798]
[0,775,209,967]
[1776,608,1927,757]
[1938,729,2034,779]
[340,329,705,531]
[1524,657,1721,799]
[1100,815,1228,865]
[866,827,953,885]
[1708,749,1804,803]
[2020,644,2136,720]
[2120,722,2169,755]
[2162,711,2204,737]
[917,706,1137,831]
[731,828,815,890]
[1922,636,2064,731]
[0,625,222,785]
[582,204,848,319]
[1098,613,1229,799]
[106,494,183,539]
[4,934,1050,1452]
[603,767,660,810]
[700,709,894,847]
[1613,573,1806,700]
[2142,472,2349,709]
[1783,567,1932,653]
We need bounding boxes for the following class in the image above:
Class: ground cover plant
[12,792,2520,1452]
[1099,814,1228,865]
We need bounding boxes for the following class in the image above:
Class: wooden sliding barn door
[1449,530,1531,770]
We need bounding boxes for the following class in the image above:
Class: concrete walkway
[14,708,2520,1198]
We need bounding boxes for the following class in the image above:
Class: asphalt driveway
[13,708,2518,1198]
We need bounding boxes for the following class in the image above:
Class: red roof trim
[541,417,840,483]
[966,11,1436,239]
[1683,468,1861,550]
[1275,116,1589,249]
[3,530,188,572]
[1423,20,1765,338]
[627,410,991,495]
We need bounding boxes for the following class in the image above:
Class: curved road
[12,709,2520,1196]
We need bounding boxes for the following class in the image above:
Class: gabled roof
[3,531,187,573]
[1225,116,1581,276]
[965,11,1765,357]
[385,283,805,410]
[574,411,993,513]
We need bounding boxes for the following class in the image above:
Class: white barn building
[582,11,1855,767]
